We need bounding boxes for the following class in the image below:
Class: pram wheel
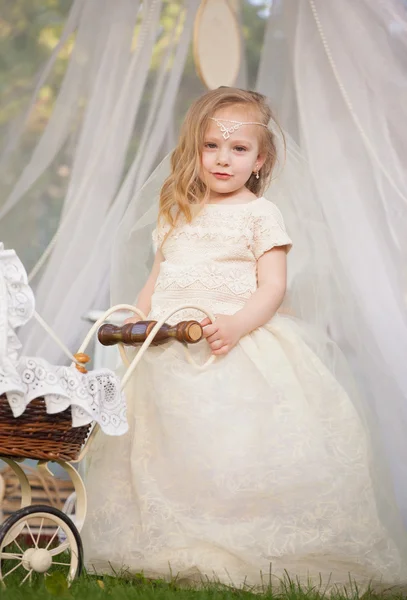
[0,505,83,587]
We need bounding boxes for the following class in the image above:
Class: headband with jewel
[209,117,268,140]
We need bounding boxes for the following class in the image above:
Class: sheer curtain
[0,0,201,362]
[256,0,407,514]
[0,0,406,515]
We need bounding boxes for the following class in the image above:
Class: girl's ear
[256,152,266,170]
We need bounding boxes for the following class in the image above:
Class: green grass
[0,571,406,600]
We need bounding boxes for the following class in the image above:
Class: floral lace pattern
[0,243,35,362]
[0,357,127,434]
[0,244,127,436]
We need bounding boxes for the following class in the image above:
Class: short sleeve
[151,227,162,253]
[151,219,169,253]
[251,200,292,260]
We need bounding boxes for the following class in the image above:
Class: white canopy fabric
[0,0,406,514]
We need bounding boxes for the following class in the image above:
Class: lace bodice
[150,198,292,323]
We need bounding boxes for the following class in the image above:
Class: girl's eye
[235,146,247,152]
[204,143,217,149]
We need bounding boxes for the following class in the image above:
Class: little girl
[82,88,406,591]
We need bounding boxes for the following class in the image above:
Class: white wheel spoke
[20,569,33,586]
[0,552,23,560]
[0,553,23,560]
[3,561,23,579]
[14,539,24,554]
[45,527,60,551]
[51,561,71,567]
[36,518,44,547]
[24,521,37,548]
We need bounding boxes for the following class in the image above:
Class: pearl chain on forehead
[209,117,268,140]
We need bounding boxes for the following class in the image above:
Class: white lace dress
[82,198,405,590]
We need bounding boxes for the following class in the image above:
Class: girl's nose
[217,148,230,166]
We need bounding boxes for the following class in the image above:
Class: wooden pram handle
[98,320,203,347]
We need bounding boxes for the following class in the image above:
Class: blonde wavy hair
[158,87,282,228]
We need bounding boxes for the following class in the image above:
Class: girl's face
[201,106,265,199]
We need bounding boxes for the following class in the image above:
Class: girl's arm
[124,249,165,323]
[234,246,287,336]
[201,247,287,355]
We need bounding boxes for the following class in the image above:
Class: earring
[254,167,260,180]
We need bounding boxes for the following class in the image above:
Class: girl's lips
[212,173,232,179]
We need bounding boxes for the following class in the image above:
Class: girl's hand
[123,316,141,325]
[200,315,244,356]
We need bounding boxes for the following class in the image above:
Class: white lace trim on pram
[0,244,127,436]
